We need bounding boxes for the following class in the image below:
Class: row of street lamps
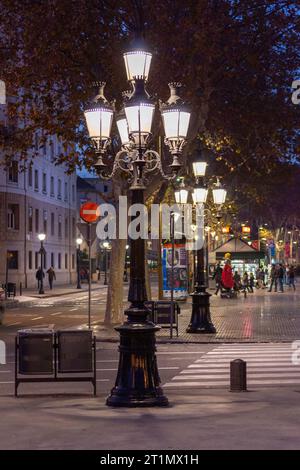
[83,38,228,407]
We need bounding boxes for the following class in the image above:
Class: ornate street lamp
[76,237,83,289]
[186,164,227,334]
[38,233,46,295]
[84,41,190,407]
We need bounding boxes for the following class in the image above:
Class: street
[1,287,300,449]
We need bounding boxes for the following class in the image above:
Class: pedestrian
[212,262,223,296]
[278,263,284,292]
[46,266,56,290]
[256,268,262,289]
[233,271,241,291]
[242,272,251,293]
[289,265,296,291]
[249,272,255,293]
[268,264,277,292]
[35,267,44,289]
[221,259,234,293]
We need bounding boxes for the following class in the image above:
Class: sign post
[80,202,100,329]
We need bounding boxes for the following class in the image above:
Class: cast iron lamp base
[186,288,216,334]
[106,312,169,407]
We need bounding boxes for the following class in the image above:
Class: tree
[1,0,299,320]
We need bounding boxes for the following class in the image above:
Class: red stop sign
[80,202,100,223]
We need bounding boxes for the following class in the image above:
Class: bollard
[19,282,22,296]
[230,359,247,392]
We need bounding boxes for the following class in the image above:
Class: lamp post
[84,40,191,407]
[76,237,83,289]
[38,233,46,295]
[124,244,129,282]
[186,165,227,334]
[102,241,110,285]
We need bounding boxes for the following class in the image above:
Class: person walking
[278,263,284,292]
[249,272,255,293]
[289,265,296,291]
[35,267,44,290]
[268,264,277,292]
[46,266,56,290]
[242,272,251,293]
[213,262,223,296]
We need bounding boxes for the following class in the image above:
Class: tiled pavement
[93,288,300,343]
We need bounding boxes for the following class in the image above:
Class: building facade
[0,97,77,288]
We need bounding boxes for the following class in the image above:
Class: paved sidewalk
[92,288,300,343]
[1,387,300,449]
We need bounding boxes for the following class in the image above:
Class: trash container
[7,283,16,298]
[18,329,54,375]
[57,329,93,373]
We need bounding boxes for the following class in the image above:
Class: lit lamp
[38,233,46,295]
[102,241,111,285]
[192,161,207,177]
[192,187,208,204]
[212,179,227,206]
[116,110,130,147]
[161,83,191,171]
[123,40,152,82]
[76,237,83,289]
[124,79,155,150]
[84,82,114,167]
[174,187,188,205]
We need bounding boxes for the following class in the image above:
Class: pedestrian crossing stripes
[164,344,300,389]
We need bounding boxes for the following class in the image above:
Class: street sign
[80,202,100,223]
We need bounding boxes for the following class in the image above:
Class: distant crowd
[212,261,296,298]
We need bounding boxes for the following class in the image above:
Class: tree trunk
[104,178,127,325]
[104,237,126,325]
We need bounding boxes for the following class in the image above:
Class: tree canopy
[0,0,299,213]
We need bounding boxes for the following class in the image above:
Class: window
[28,251,32,270]
[50,176,54,196]
[65,253,68,269]
[72,254,75,270]
[51,212,55,236]
[43,210,47,233]
[43,138,47,156]
[51,252,54,268]
[7,204,19,230]
[58,215,62,238]
[35,252,39,269]
[104,184,108,193]
[8,161,18,183]
[28,166,33,187]
[58,179,62,199]
[35,209,39,233]
[65,217,68,239]
[42,173,47,193]
[7,251,18,269]
[72,184,75,202]
[64,182,68,201]
[28,207,33,232]
[34,169,39,191]
[50,139,55,161]
[58,253,61,269]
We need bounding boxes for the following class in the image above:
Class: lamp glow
[38,233,46,241]
[175,188,188,204]
[192,161,207,177]
[123,43,152,82]
[192,187,208,204]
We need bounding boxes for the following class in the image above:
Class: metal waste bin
[18,329,54,375]
[57,329,93,373]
